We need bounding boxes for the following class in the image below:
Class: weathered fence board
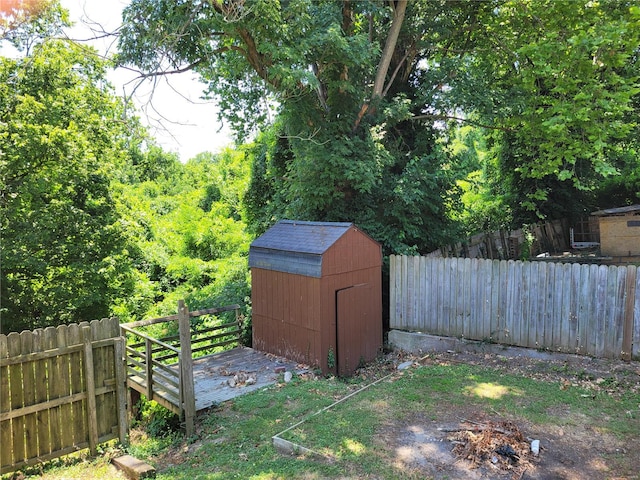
[0,336,8,470]
[635,269,640,359]
[390,256,640,360]
[428,219,570,260]
[8,334,24,464]
[0,317,125,475]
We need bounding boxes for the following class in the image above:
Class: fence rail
[390,256,640,360]
[1,301,243,474]
[0,318,127,475]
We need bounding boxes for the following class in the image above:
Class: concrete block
[388,330,460,353]
[112,455,156,479]
[387,329,588,364]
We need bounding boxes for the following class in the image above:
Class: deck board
[191,347,306,411]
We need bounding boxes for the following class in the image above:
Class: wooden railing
[120,301,243,436]
[120,328,182,412]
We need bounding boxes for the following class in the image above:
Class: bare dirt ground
[380,405,634,480]
[370,349,640,480]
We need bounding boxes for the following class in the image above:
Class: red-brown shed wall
[251,226,382,375]
[321,228,382,276]
[251,268,323,366]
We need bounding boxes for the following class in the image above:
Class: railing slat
[178,300,196,437]
[145,338,153,400]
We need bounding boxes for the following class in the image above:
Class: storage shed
[592,204,640,258]
[249,220,382,376]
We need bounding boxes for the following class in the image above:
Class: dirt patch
[369,350,640,480]
[379,408,636,480]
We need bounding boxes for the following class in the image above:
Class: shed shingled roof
[250,220,354,253]
[248,220,355,277]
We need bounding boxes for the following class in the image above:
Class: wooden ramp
[192,347,306,410]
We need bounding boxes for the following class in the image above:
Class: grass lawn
[9,351,640,480]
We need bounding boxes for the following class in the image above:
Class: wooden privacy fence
[0,317,127,475]
[120,301,243,437]
[426,219,569,260]
[390,256,640,360]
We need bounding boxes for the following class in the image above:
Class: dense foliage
[118,0,466,253]
[0,33,137,332]
[112,149,251,324]
[118,0,640,247]
[2,1,639,332]
[451,1,640,223]
[1,2,251,332]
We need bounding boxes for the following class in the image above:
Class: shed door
[336,283,375,376]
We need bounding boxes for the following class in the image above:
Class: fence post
[82,326,98,455]
[145,338,153,400]
[114,336,128,445]
[622,266,637,361]
[178,300,196,437]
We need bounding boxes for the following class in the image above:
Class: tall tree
[118,0,467,254]
[118,0,640,246]
[0,24,139,331]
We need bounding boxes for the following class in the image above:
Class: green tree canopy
[1,2,256,333]
[111,148,252,322]
[0,0,68,53]
[0,28,139,331]
[446,0,640,221]
[118,0,640,242]
[118,0,466,254]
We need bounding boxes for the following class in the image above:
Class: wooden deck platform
[127,346,307,413]
[122,303,306,435]
[191,347,307,410]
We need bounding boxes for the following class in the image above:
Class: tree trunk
[354,0,408,130]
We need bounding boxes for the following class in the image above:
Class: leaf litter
[445,416,535,480]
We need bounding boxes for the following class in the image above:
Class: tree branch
[208,0,275,87]
[130,60,205,79]
[373,0,407,98]
[237,27,276,87]
[342,0,353,34]
[311,63,329,111]
[382,49,410,97]
[279,129,330,146]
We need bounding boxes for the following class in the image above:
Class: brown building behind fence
[249,220,383,376]
[592,204,640,262]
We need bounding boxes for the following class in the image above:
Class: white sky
[60,0,234,162]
